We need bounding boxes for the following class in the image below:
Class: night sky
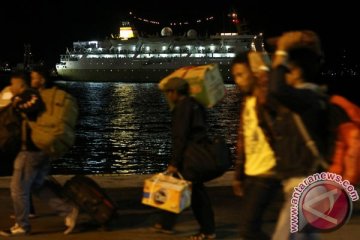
[0,0,357,68]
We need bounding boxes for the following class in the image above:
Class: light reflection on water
[51,81,241,175]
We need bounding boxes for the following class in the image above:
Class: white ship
[56,21,259,82]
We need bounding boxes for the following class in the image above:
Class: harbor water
[51,81,241,175]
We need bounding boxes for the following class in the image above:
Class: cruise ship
[56,21,260,82]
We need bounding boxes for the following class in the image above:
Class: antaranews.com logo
[291,172,359,233]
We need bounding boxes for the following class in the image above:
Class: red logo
[300,181,352,231]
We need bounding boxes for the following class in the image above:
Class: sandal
[150,223,175,234]
[189,233,216,240]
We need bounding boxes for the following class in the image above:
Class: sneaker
[150,223,174,234]
[64,207,79,235]
[0,224,29,236]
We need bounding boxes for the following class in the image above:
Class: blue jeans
[10,151,73,231]
[272,177,320,240]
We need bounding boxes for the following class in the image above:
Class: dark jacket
[268,66,327,179]
[13,88,44,151]
[170,96,207,169]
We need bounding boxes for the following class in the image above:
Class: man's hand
[232,180,245,197]
[276,30,321,54]
[276,31,305,51]
[166,165,178,174]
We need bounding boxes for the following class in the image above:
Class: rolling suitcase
[63,175,118,227]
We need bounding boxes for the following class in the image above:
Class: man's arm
[269,66,322,113]
[170,98,192,169]
[13,90,44,115]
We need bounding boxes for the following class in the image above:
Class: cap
[160,77,189,92]
[267,30,322,56]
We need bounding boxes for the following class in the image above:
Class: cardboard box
[142,173,192,213]
[159,64,225,109]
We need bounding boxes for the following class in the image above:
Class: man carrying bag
[153,77,217,240]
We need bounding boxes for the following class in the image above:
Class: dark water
[51,81,241,175]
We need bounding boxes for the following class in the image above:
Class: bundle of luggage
[49,175,118,228]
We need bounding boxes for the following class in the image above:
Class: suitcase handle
[163,171,185,180]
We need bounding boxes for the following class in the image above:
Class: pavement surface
[0,172,359,240]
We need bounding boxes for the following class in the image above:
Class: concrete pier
[0,171,359,239]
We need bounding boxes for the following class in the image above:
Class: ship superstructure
[56,21,258,82]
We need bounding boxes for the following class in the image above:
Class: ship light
[162,46,167,51]
[119,27,135,40]
[220,33,238,36]
[251,42,256,51]
[210,45,215,51]
[146,46,150,51]
[88,41,98,47]
[175,46,180,51]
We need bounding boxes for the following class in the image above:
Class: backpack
[295,94,360,184]
[327,95,360,184]
[29,87,78,158]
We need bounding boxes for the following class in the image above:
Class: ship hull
[56,62,233,83]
